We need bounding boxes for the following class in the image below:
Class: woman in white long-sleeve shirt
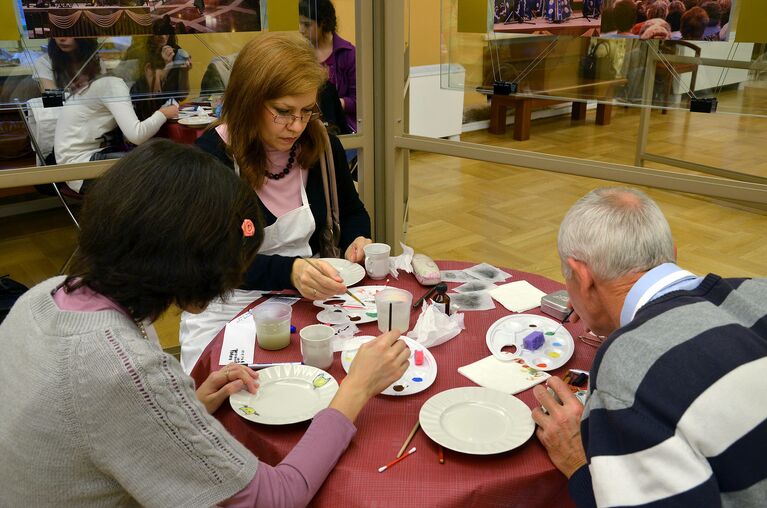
[53,74,178,192]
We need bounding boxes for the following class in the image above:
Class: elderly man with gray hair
[532,187,767,507]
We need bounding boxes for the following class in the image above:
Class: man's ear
[567,257,595,295]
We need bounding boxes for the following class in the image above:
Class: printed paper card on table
[458,355,550,395]
[218,312,256,366]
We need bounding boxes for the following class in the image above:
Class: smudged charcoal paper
[463,262,512,283]
[439,270,479,283]
[453,280,498,293]
[450,291,496,312]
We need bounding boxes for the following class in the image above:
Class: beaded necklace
[265,144,298,181]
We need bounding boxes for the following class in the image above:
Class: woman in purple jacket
[299,0,357,133]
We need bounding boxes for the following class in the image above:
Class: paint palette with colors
[485,314,574,371]
[313,285,389,324]
[341,336,437,396]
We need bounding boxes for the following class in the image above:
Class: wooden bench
[484,79,627,141]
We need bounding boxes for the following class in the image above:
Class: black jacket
[195,129,371,290]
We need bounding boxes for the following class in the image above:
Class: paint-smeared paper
[458,355,550,395]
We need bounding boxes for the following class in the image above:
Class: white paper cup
[364,243,391,279]
[299,324,335,370]
[375,288,413,333]
[251,302,291,350]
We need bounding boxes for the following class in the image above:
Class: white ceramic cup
[251,302,291,350]
[364,243,391,280]
[375,288,413,333]
[299,324,335,370]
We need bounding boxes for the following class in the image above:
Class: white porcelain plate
[419,387,534,455]
[313,285,389,324]
[341,335,437,396]
[485,314,574,371]
[229,364,338,425]
[178,116,214,126]
[318,258,365,287]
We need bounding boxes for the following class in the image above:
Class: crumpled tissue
[387,243,414,279]
[408,302,465,348]
[330,323,360,352]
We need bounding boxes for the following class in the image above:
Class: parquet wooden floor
[2,103,765,349]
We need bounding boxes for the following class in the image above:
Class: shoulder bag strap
[318,126,341,242]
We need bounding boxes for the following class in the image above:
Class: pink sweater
[54,284,356,507]
[216,124,308,218]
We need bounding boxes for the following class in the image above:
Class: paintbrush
[303,258,366,307]
[397,420,421,458]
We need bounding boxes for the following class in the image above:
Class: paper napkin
[458,355,550,395]
[218,312,256,366]
[489,280,547,313]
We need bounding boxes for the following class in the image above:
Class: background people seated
[299,0,357,133]
[680,6,708,39]
[53,57,177,192]
[32,37,101,93]
[181,32,372,372]
[533,187,767,507]
[602,0,639,38]
[0,140,409,507]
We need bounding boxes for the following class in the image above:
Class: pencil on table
[438,445,445,464]
[397,421,420,458]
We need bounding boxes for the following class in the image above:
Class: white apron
[179,171,315,373]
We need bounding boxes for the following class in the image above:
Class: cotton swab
[378,447,417,473]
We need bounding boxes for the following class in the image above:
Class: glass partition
[0,0,361,170]
[426,0,767,185]
[441,0,765,116]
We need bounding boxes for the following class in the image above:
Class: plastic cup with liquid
[299,324,335,370]
[375,288,413,333]
[251,302,291,350]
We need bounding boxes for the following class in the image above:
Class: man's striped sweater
[569,274,767,507]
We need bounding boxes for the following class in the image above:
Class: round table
[190,261,594,508]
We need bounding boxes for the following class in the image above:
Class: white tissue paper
[489,280,547,313]
[387,242,414,279]
[408,302,465,348]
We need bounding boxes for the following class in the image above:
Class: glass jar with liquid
[431,284,450,315]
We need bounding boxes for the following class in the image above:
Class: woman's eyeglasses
[578,332,606,348]
[266,106,321,126]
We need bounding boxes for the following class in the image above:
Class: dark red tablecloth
[160,121,207,145]
[191,261,594,508]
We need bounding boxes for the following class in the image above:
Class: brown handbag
[318,127,341,258]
